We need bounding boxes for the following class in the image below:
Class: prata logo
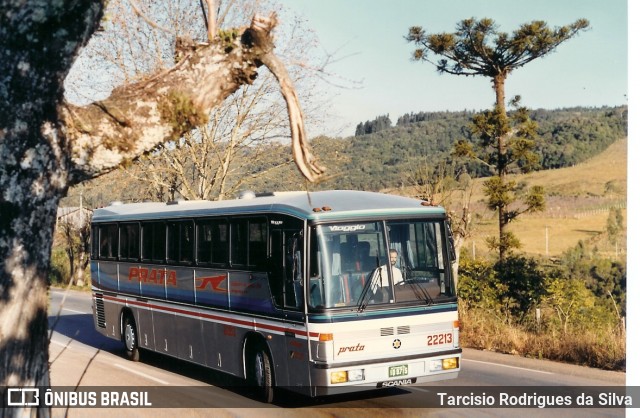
[329,224,366,232]
[337,343,365,355]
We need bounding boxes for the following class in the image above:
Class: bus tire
[123,314,140,362]
[249,345,274,403]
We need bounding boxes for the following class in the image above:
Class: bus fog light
[331,371,348,384]
[429,360,443,372]
[442,357,459,370]
[348,369,365,381]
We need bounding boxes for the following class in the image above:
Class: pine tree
[406,17,589,260]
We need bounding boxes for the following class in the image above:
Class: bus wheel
[249,346,274,403]
[123,314,140,362]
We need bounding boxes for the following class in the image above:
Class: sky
[277,0,629,138]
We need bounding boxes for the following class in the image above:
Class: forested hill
[302,106,628,191]
[66,106,627,207]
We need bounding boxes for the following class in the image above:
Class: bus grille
[380,327,394,336]
[95,296,106,328]
[397,325,411,334]
[380,326,411,336]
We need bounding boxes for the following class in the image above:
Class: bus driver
[384,249,403,285]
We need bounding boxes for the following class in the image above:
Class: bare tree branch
[201,0,219,42]
[250,14,326,182]
[60,12,324,184]
[128,0,172,34]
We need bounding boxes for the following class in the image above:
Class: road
[47,288,627,417]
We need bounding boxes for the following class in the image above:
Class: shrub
[457,252,625,370]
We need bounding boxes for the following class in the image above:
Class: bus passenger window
[285,233,303,309]
[212,221,228,264]
[197,222,213,264]
[119,223,140,261]
[91,226,99,259]
[248,219,267,268]
[99,224,118,259]
[142,222,166,263]
[230,220,248,266]
[180,222,194,263]
[167,221,194,264]
[167,223,178,262]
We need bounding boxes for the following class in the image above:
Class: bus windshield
[309,219,455,310]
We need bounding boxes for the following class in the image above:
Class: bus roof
[91,190,446,223]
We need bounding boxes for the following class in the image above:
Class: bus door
[269,227,311,390]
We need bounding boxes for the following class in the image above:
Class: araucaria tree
[0,1,323,416]
[406,18,589,260]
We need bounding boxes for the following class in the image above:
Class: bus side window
[285,233,303,309]
[167,223,178,262]
[309,235,325,308]
[142,222,166,263]
[213,221,228,265]
[119,223,140,261]
[91,226,99,259]
[196,221,213,264]
[268,230,285,308]
[167,221,194,264]
[268,229,303,310]
[180,221,194,263]
[196,219,228,266]
[99,224,118,259]
[248,219,267,269]
[230,220,248,266]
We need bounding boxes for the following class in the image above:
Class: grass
[461,138,628,259]
[459,301,626,371]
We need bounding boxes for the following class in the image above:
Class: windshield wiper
[357,267,381,312]
[404,272,434,306]
[412,282,434,306]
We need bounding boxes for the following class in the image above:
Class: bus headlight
[348,369,365,381]
[443,357,459,370]
[331,369,365,383]
[430,357,459,372]
[331,371,348,383]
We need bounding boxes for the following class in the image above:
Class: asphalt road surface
[47,288,627,417]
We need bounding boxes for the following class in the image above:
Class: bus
[90,190,461,402]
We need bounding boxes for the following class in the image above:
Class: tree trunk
[73,253,88,287]
[1,196,59,417]
[492,73,508,261]
[1,3,99,416]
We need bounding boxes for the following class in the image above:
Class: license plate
[388,364,409,378]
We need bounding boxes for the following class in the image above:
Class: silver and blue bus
[90,190,461,402]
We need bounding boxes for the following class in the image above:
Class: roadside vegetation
[457,248,626,371]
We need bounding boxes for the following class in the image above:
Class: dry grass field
[447,138,628,260]
[465,138,627,259]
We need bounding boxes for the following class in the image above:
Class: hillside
[273,106,628,192]
[62,106,628,219]
[461,138,627,259]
